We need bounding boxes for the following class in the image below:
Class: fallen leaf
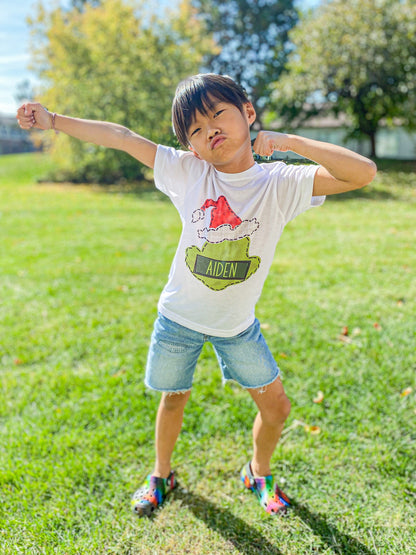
[341,326,349,336]
[260,322,270,330]
[352,327,362,337]
[279,352,288,359]
[14,358,23,365]
[373,322,382,331]
[304,425,321,435]
[313,390,324,404]
[112,369,126,378]
[338,334,352,344]
[397,298,405,307]
[400,387,413,397]
[116,285,129,292]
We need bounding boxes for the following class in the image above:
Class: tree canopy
[70,0,102,9]
[28,0,213,182]
[272,0,416,157]
[192,0,298,127]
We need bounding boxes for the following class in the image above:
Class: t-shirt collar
[214,162,263,182]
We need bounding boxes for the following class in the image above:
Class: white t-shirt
[153,145,324,337]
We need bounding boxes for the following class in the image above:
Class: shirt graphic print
[185,195,261,291]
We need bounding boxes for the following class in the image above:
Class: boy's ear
[244,102,256,126]
[188,145,202,160]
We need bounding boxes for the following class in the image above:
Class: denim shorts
[145,313,279,393]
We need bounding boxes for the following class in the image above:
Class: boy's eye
[214,110,224,118]
[190,127,201,137]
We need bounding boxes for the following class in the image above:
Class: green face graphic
[185,237,260,291]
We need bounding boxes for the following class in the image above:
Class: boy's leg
[132,389,191,517]
[145,314,202,478]
[153,390,191,478]
[247,376,291,477]
[240,376,291,514]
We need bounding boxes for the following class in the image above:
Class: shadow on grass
[171,487,376,555]
[173,486,283,554]
[291,500,376,555]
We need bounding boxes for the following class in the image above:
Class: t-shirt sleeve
[153,145,206,208]
[270,162,325,224]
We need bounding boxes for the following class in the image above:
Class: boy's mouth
[210,136,226,150]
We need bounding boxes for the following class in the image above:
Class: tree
[14,79,35,105]
[192,0,298,127]
[27,0,213,183]
[70,0,102,10]
[272,0,416,157]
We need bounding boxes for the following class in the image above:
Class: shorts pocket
[158,339,187,354]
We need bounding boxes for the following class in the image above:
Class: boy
[17,73,376,517]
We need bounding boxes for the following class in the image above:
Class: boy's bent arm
[253,131,377,196]
[289,135,377,196]
[16,103,157,169]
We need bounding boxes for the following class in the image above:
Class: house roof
[295,111,352,128]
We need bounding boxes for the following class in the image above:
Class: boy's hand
[252,131,292,157]
[16,103,52,131]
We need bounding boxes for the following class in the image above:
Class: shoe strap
[148,471,175,492]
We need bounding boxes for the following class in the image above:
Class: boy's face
[187,99,256,173]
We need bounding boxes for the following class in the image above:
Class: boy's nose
[208,127,221,141]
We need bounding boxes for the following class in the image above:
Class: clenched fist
[16,103,53,131]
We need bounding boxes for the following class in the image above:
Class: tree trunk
[369,132,377,158]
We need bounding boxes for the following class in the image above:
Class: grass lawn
[0,153,415,554]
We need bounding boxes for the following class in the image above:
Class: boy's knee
[161,390,191,411]
[280,395,291,420]
[262,394,291,426]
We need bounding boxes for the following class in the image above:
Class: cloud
[0,54,30,66]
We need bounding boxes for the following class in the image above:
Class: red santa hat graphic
[192,195,259,244]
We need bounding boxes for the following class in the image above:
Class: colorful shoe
[241,462,290,515]
[131,471,177,517]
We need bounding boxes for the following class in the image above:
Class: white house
[0,113,35,155]
[265,112,416,161]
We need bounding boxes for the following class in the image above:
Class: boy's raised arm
[252,131,377,196]
[16,103,157,169]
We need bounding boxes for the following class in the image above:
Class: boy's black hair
[172,73,250,147]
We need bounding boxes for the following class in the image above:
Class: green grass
[0,153,415,554]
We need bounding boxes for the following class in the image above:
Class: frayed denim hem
[222,370,280,393]
[144,380,192,395]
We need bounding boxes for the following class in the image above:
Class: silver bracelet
[51,112,59,135]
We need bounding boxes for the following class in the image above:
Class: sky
[0,0,320,116]
[0,0,178,115]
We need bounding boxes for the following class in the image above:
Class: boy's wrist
[48,112,59,134]
[284,134,301,153]
[265,132,300,154]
